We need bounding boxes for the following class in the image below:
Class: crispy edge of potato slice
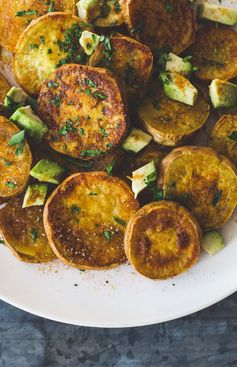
[124,201,201,280]
[125,0,195,55]
[89,35,153,100]
[38,64,129,159]
[13,12,90,95]
[0,116,32,201]
[138,86,210,147]
[43,172,140,270]
[93,0,127,27]
[190,25,237,81]
[0,73,10,104]
[0,194,55,263]
[0,0,76,53]
[209,114,237,166]
[159,146,237,230]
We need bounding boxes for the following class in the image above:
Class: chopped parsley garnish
[166,2,173,13]
[84,78,96,88]
[212,189,222,206]
[99,127,109,137]
[104,229,113,241]
[113,216,126,226]
[98,35,112,68]
[93,91,107,100]
[29,43,39,50]
[31,228,38,242]
[64,157,93,170]
[79,128,85,136]
[105,160,115,175]
[1,158,12,167]
[70,205,81,223]
[89,192,98,196]
[48,80,58,88]
[51,96,61,107]
[80,149,101,158]
[5,181,17,189]
[40,35,45,45]
[48,48,53,54]
[16,9,38,17]
[8,130,25,155]
[228,131,237,141]
[49,0,55,12]
[59,120,77,136]
[114,0,121,12]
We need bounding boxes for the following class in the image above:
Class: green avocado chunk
[122,128,152,153]
[209,79,237,109]
[198,3,237,26]
[202,230,225,256]
[10,105,48,142]
[4,87,28,110]
[160,72,198,106]
[30,159,65,184]
[165,53,193,78]
[22,183,48,208]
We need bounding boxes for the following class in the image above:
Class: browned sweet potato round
[190,25,237,81]
[0,116,32,201]
[38,64,129,160]
[126,0,195,54]
[159,146,237,230]
[44,172,140,269]
[0,194,55,263]
[209,114,237,166]
[89,35,153,100]
[0,0,76,53]
[124,201,201,280]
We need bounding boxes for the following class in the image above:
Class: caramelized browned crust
[44,172,140,269]
[38,64,129,159]
[138,84,210,147]
[89,35,153,100]
[0,116,32,201]
[126,0,195,54]
[0,73,10,104]
[159,146,237,230]
[190,25,237,81]
[124,201,201,280]
[0,0,76,53]
[209,114,237,166]
[0,194,55,263]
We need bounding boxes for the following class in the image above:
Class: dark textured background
[0,293,237,367]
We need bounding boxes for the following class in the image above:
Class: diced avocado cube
[165,53,193,78]
[22,183,48,208]
[30,159,65,184]
[122,128,152,153]
[160,72,198,106]
[10,106,48,142]
[132,161,157,198]
[79,30,100,55]
[198,3,237,26]
[4,87,28,111]
[76,0,101,23]
[209,79,237,109]
[202,230,225,256]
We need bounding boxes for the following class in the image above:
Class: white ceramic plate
[1,0,237,327]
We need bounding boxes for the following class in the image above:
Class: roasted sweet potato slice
[209,114,237,166]
[124,201,201,280]
[44,172,139,269]
[0,116,32,201]
[138,83,210,146]
[125,0,195,54]
[38,64,129,159]
[190,25,237,81]
[0,73,10,104]
[89,35,153,99]
[14,12,91,95]
[0,194,55,263]
[159,146,237,230]
[0,0,76,53]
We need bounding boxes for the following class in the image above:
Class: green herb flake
[16,9,38,17]
[84,78,96,88]
[228,131,237,141]
[80,149,101,158]
[31,228,38,242]
[105,160,115,175]
[212,189,222,206]
[48,80,58,88]
[8,130,25,155]
[166,2,173,13]
[104,229,113,241]
[113,216,126,226]
[51,96,61,107]
[70,205,81,223]
[5,181,17,189]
